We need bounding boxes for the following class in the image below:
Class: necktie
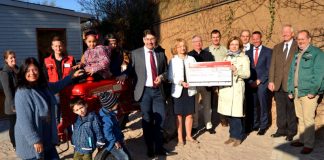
[254,47,259,66]
[283,43,288,59]
[149,51,158,87]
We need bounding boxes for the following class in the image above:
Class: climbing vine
[266,0,276,43]
[223,6,235,38]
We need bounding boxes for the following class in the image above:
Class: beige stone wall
[154,0,323,59]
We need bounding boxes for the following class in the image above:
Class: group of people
[130,25,324,158]
[0,24,323,160]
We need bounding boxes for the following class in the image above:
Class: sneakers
[290,141,304,147]
[206,122,213,130]
[291,142,313,154]
[300,147,313,154]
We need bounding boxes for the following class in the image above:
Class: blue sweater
[14,75,72,159]
[72,111,105,154]
[99,108,124,151]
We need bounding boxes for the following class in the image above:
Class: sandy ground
[1,109,324,160]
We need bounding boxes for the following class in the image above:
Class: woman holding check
[217,36,250,147]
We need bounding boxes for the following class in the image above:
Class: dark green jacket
[288,45,324,97]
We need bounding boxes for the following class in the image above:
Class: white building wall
[0,4,83,67]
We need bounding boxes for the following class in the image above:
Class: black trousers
[140,87,166,154]
[8,115,16,148]
[274,88,297,136]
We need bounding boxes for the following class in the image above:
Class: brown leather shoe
[232,139,242,147]
[224,138,235,144]
[271,132,286,138]
[220,118,229,127]
[290,141,304,147]
[300,147,313,154]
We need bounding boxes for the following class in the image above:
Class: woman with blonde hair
[168,38,198,146]
[217,36,250,146]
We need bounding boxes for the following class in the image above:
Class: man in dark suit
[246,31,272,135]
[268,25,298,141]
[130,29,170,157]
[240,30,253,52]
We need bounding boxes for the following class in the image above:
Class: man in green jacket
[287,30,324,154]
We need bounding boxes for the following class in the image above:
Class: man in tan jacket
[268,25,298,141]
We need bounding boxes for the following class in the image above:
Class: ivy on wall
[266,0,276,43]
[224,6,235,38]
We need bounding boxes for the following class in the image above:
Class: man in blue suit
[246,31,272,135]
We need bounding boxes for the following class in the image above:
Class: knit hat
[97,92,118,110]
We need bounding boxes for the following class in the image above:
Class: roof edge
[0,0,92,19]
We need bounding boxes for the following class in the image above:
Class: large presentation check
[187,61,232,86]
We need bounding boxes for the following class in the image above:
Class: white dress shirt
[244,43,251,51]
[253,45,263,61]
[144,46,158,87]
[283,39,293,59]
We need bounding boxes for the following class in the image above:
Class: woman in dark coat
[0,50,18,150]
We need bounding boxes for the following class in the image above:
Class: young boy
[97,92,131,160]
[70,97,105,160]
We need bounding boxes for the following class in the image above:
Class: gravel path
[1,111,323,160]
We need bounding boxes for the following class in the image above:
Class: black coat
[0,64,18,115]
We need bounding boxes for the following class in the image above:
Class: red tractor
[56,77,139,153]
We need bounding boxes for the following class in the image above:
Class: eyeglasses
[144,38,156,41]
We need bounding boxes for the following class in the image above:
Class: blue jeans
[140,87,166,153]
[228,117,244,140]
[110,143,131,160]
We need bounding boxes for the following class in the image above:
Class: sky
[28,0,83,12]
